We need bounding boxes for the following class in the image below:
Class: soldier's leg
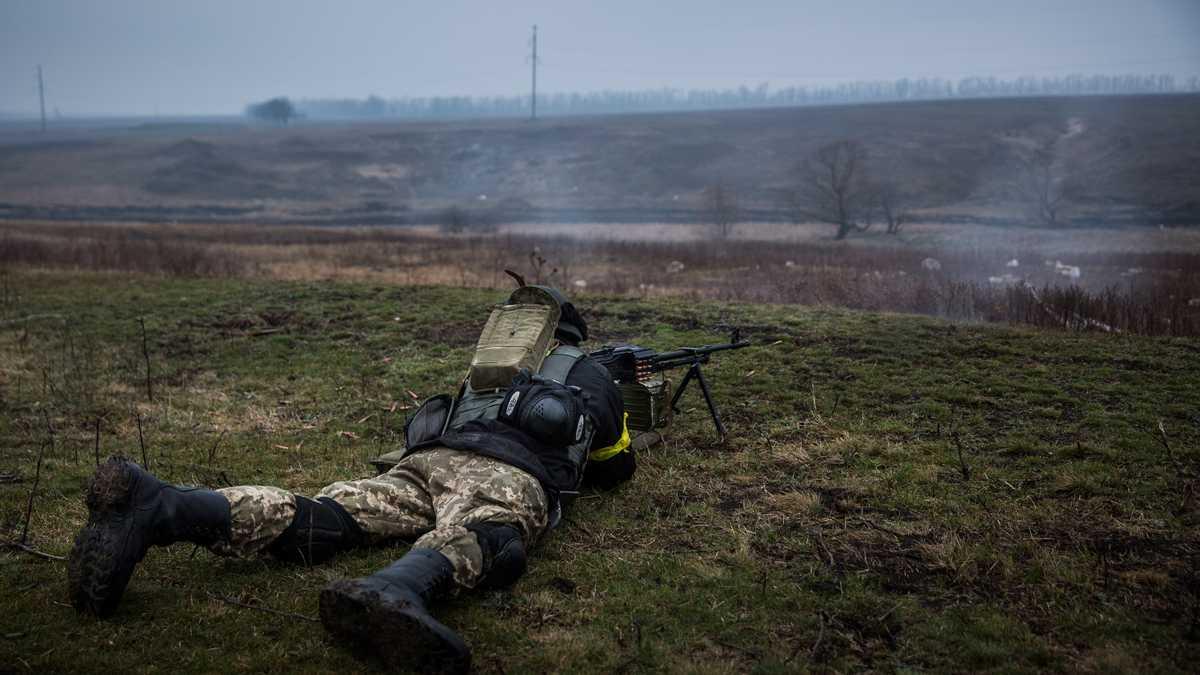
[70,456,437,618]
[315,460,435,542]
[207,486,293,558]
[213,462,436,563]
[209,485,364,564]
[321,448,538,673]
[416,449,549,590]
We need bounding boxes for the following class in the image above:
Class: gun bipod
[669,361,727,443]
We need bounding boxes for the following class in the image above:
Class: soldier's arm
[567,358,636,490]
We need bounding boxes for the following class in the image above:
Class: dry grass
[2,219,1199,336]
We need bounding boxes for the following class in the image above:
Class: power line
[535,53,1200,87]
[538,26,1196,64]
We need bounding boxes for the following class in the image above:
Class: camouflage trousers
[211,447,549,589]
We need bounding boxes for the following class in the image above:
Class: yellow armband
[589,412,630,462]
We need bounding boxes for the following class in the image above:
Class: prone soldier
[67,284,635,673]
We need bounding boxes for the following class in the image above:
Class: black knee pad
[466,522,527,590]
[269,496,364,565]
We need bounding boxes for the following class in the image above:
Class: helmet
[507,285,588,345]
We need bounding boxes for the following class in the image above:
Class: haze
[2,0,1199,116]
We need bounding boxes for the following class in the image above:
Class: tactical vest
[375,288,598,497]
[446,344,595,482]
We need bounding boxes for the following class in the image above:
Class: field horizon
[2,93,1198,228]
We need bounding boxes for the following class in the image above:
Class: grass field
[2,271,1199,673]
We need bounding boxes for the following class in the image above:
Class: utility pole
[529,25,538,121]
[37,65,46,133]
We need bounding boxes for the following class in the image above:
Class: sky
[1,0,1198,116]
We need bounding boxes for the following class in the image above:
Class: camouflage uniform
[212,446,548,589]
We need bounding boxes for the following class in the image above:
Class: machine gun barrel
[651,340,750,370]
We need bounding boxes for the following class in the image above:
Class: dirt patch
[807,519,946,593]
[408,320,481,347]
[192,309,309,336]
[810,486,873,514]
[276,136,369,163]
[164,138,217,159]
[639,141,737,169]
[146,155,281,199]
[145,141,310,200]
[586,305,722,334]
[209,315,259,332]
[258,309,295,328]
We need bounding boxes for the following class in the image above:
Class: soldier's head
[506,284,588,346]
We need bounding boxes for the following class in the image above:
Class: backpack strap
[538,345,585,384]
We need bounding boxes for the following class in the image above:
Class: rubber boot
[68,457,231,618]
[319,548,470,674]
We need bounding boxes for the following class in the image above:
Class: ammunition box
[619,376,672,431]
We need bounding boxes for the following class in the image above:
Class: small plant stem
[139,316,153,402]
[93,416,101,465]
[19,439,47,545]
[136,410,148,469]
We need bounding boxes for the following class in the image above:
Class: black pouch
[404,394,453,449]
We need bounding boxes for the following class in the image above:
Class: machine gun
[589,329,750,442]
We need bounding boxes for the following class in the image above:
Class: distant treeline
[294,73,1199,119]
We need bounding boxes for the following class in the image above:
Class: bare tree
[794,140,873,240]
[438,205,496,234]
[875,180,911,235]
[1012,143,1067,227]
[703,183,738,239]
[438,206,470,234]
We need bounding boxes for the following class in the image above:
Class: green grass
[2,271,1199,673]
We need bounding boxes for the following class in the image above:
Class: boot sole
[68,458,138,618]
[319,580,471,674]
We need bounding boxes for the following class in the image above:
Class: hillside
[0,94,1198,226]
[2,273,1199,672]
